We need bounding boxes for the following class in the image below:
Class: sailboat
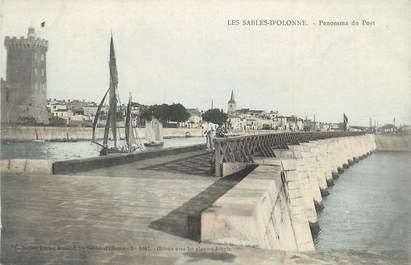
[125,94,144,151]
[91,34,143,156]
[144,117,164,147]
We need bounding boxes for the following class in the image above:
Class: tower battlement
[5,36,48,50]
[4,27,48,51]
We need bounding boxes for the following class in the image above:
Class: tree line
[141,104,228,125]
[140,103,190,123]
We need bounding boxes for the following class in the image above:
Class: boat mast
[125,94,132,147]
[103,109,111,146]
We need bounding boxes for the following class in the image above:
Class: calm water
[316,151,411,251]
[0,137,205,160]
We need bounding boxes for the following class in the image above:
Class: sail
[92,87,110,141]
[103,108,112,145]
[158,121,163,141]
[145,120,155,142]
[145,117,163,142]
[125,96,137,147]
[127,120,138,147]
[153,118,163,142]
[109,34,118,89]
[109,34,118,148]
[129,126,137,146]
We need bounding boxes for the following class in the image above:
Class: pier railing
[213,131,365,177]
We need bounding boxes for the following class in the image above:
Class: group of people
[203,123,230,174]
[204,123,229,150]
[99,143,143,156]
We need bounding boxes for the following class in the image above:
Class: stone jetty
[201,134,376,251]
[1,132,409,264]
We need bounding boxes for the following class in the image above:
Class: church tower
[1,26,49,124]
[227,90,236,114]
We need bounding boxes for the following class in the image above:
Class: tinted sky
[0,0,410,126]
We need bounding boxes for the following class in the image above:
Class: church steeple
[227,90,236,114]
[228,90,235,103]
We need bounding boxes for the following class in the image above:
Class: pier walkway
[2,149,252,264]
[1,137,408,264]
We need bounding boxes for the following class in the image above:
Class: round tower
[2,27,49,124]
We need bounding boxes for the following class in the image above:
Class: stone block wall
[375,134,411,151]
[201,134,377,251]
[201,162,301,250]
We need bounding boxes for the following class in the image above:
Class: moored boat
[144,116,164,147]
[144,117,164,147]
[91,34,143,155]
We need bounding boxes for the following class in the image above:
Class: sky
[0,0,410,126]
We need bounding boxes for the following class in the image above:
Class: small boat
[92,34,143,155]
[64,132,77,142]
[33,128,45,143]
[144,142,164,147]
[144,117,164,147]
[144,141,164,147]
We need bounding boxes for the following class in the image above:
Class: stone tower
[227,90,236,114]
[1,26,49,124]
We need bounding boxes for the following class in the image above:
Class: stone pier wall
[201,134,376,251]
[201,162,302,251]
[0,126,205,141]
[0,144,207,175]
[375,133,411,151]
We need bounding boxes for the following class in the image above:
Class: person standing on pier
[343,113,349,131]
[204,123,217,150]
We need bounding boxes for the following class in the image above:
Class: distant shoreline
[0,126,205,141]
[1,135,203,143]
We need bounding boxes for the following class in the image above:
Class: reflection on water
[316,152,411,252]
[0,137,206,161]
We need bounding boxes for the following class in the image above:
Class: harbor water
[0,137,206,160]
[315,151,411,252]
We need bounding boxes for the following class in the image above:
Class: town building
[379,124,397,133]
[225,90,310,131]
[186,108,203,128]
[1,27,49,124]
[46,98,144,127]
